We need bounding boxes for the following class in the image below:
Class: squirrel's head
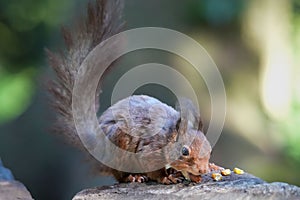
[170,98,211,179]
[169,129,211,179]
[168,98,212,180]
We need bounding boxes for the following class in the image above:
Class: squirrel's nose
[199,166,209,174]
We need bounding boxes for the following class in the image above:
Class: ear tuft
[175,118,181,131]
[176,118,188,135]
[175,97,204,133]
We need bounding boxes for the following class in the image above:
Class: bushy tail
[47,0,124,148]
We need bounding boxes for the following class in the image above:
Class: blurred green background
[1,0,300,199]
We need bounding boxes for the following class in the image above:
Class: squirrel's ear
[175,117,188,136]
[176,118,181,131]
[175,97,204,133]
[198,116,204,133]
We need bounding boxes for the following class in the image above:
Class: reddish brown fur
[170,131,211,176]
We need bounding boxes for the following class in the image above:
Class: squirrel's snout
[197,163,209,174]
[198,168,208,174]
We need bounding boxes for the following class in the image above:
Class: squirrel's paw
[159,174,184,184]
[127,174,149,183]
[189,174,202,183]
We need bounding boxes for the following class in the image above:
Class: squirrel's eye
[181,146,190,156]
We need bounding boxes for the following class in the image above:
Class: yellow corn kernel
[212,173,222,181]
[233,167,244,175]
[221,169,231,176]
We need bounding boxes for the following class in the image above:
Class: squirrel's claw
[189,174,202,183]
[168,174,184,183]
[159,174,183,184]
[127,174,149,183]
[160,177,172,184]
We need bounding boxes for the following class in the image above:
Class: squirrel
[47,0,222,184]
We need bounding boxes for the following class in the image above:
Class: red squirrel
[47,0,222,184]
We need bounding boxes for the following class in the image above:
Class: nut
[221,169,231,176]
[233,167,244,175]
[212,173,222,181]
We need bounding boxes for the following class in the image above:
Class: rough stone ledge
[0,180,34,200]
[73,173,300,200]
[0,159,34,200]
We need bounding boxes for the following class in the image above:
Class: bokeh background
[1,0,300,199]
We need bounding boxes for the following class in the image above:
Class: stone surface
[0,181,34,200]
[73,172,300,200]
[0,159,34,200]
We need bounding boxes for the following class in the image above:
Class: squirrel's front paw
[209,163,224,172]
[159,174,184,184]
[189,174,202,183]
[126,174,149,183]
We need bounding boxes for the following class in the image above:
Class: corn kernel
[221,169,231,176]
[233,167,244,175]
[212,173,222,181]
